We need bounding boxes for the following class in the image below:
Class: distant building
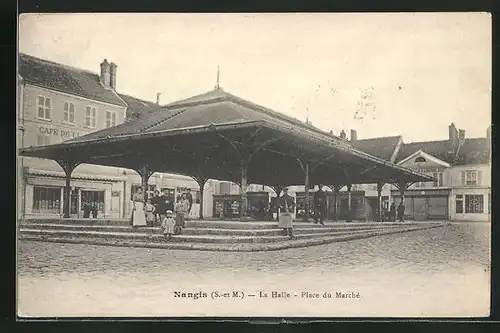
[352,124,491,222]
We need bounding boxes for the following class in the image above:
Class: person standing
[131,188,147,227]
[145,199,155,227]
[155,189,174,227]
[278,188,295,237]
[174,193,190,235]
[185,189,193,219]
[389,202,396,222]
[152,190,161,225]
[397,202,405,222]
[161,210,176,240]
[313,185,327,225]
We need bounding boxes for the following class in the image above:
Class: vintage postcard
[16,12,491,318]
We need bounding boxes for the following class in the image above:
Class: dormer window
[415,157,426,163]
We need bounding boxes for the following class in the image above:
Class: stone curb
[18,224,445,252]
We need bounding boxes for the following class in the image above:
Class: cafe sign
[39,126,81,138]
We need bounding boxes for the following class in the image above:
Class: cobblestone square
[17,222,490,317]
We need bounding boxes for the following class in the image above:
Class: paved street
[17,222,490,318]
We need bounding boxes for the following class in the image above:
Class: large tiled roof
[164,88,328,135]
[19,53,128,107]
[63,88,348,145]
[352,136,402,162]
[117,93,161,119]
[396,138,490,166]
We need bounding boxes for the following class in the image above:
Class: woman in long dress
[132,188,147,227]
[278,188,295,238]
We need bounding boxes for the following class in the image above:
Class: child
[174,194,190,235]
[161,210,176,239]
[145,199,155,227]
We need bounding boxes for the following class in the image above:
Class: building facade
[352,123,491,222]
[17,54,211,220]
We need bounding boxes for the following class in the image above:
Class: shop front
[24,170,124,219]
[212,192,271,220]
[390,189,450,221]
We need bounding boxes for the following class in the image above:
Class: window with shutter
[477,170,482,186]
[460,171,466,185]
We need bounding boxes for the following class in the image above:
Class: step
[22,218,131,226]
[18,225,442,252]
[19,222,414,237]
[19,226,426,244]
[20,223,164,234]
[184,220,411,230]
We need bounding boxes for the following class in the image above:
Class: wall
[21,84,128,176]
[17,80,26,220]
[449,164,491,189]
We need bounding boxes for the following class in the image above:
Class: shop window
[33,186,61,213]
[37,96,52,120]
[63,102,75,124]
[465,194,484,214]
[85,106,97,128]
[455,195,463,214]
[81,190,105,212]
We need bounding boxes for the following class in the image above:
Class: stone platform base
[18,218,448,252]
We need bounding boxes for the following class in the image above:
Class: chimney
[100,59,111,87]
[458,129,465,141]
[340,130,346,140]
[109,62,117,90]
[448,122,458,144]
[350,129,357,142]
[156,93,161,105]
[329,130,334,136]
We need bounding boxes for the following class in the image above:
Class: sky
[19,13,491,142]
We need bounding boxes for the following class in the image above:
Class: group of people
[277,185,407,238]
[131,188,193,239]
[277,185,328,238]
[384,202,406,222]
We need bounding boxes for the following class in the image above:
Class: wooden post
[56,159,80,219]
[346,184,352,222]
[331,185,341,221]
[304,162,310,222]
[240,162,248,221]
[139,164,149,205]
[63,173,71,218]
[196,178,207,219]
[398,181,408,222]
[376,181,384,222]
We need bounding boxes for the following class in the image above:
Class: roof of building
[61,87,349,144]
[19,53,128,107]
[395,138,490,166]
[351,136,402,162]
[117,93,161,119]
[164,88,331,137]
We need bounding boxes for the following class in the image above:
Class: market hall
[19,87,433,221]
